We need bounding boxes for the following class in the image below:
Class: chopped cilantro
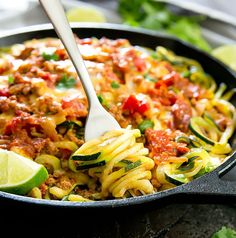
[118,0,211,52]
[56,75,77,89]
[97,95,104,104]
[97,94,110,108]
[211,226,236,238]
[181,71,191,78]
[144,74,157,82]
[8,76,14,84]
[150,52,158,59]
[138,119,154,133]
[111,81,120,89]
[42,52,59,61]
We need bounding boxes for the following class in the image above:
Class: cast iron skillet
[0,23,236,209]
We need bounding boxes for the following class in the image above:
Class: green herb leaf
[111,81,120,89]
[118,0,211,52]
[138,119,154,133]
[42,52,59,61]
[181,71,191,78]
[97,95,103,104]
[8,76,14,84]
[97,94,110,108]
[56,75,77,89]
[144,74,157,82]
[211,226,236,238]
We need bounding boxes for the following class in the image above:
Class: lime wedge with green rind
[212,44,236,71]
[66,6,106,23]
[0,149,48,195]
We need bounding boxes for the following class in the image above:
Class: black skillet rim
[0,23,235,209]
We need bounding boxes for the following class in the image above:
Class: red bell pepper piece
[122,95,149,114]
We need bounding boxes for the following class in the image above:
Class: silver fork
[39,0,121,142]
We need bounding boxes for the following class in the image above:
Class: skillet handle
[175,157,236,202]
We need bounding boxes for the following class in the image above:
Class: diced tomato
[55,48,68,60]
[137,101,149,114]
[155,71,179,89]
[122,95,149,115]
[122,95,139,113]
[134,57,146,72]
[61,96,87,117]
[0,88,9,97]
[151,86,177,106]
[40,72,50,80]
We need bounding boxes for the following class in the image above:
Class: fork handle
[39,0,100,107]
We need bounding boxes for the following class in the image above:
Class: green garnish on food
[56,75,77,89]
[42,52,59,61]
[111,81,120,89]
[118,0,211,51]
[144,74,157,82]
[97,94,110,108]
[211,226,236,238]
[8,76,14,84]
[138,119,154,133]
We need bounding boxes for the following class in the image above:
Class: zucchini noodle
[0,36,235,201]
[69,128,154,198]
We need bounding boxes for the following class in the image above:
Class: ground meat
[0,96,30,113]
[56,175,75,190]
[0,58,12,74]
[16,47,34,60]
[0,96,10,112]
[9,83,32,95]
[172,98,192,132]
[40,139,59,156]
[31,94,62,115]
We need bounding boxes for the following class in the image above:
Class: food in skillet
[0,36,235,201]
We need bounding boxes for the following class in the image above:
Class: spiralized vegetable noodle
[0,36,235,201]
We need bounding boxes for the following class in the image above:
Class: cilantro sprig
[118,0,211,52]
[56,75,77,89]
[211,226,236,238]
[42,52,59,61]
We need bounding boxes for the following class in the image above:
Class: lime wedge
[212,44,236,71]
[66,6,106,23]
[0,149,48,195]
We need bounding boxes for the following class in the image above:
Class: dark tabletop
[2,201,236,238]
[1,1,235,237]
